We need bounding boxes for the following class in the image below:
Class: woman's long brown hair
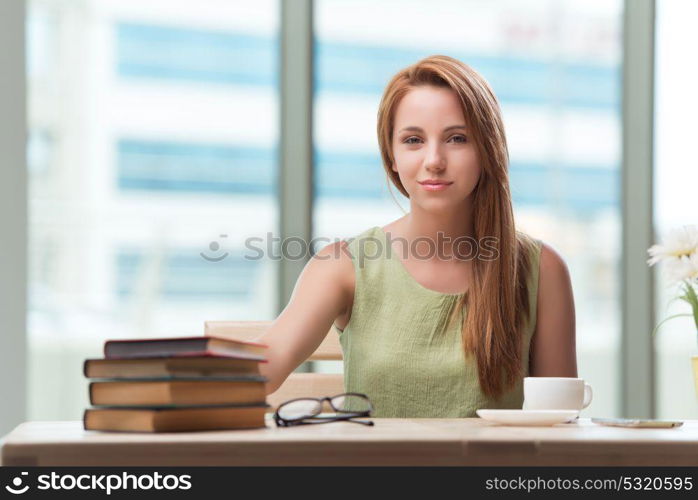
[376,54,537,399]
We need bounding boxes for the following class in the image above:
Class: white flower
[664,252,698,283]
[647,225,698,266]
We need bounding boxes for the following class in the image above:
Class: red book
[103,335,267,360]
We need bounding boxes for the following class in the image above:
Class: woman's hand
[529,243,578,377]
[254,240,354,394]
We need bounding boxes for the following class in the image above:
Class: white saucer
[476,409,579,426]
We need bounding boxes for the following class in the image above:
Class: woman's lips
[419,181,452,191]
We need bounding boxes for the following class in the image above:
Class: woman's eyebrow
[398,125,467,133]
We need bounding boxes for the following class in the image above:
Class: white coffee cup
[522,377,593,410]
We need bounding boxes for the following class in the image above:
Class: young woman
[257,55,576,417]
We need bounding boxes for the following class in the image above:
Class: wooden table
[3,416,698,466]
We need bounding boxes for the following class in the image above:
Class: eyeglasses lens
[277,399,322,420]
[331,394,371,413]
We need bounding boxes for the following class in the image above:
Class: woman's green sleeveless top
[333,226,543,417]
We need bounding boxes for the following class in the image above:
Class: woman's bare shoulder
[538,241,570,276]
[312,239,356,310]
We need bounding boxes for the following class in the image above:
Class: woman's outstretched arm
[254,240,354,395]
[529,243,578,377]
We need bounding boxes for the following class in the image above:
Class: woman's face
[391,85,481,212]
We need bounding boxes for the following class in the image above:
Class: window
[653,0,698,419]
[26,0,279,420]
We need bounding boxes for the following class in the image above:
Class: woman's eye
[404,135,466,145]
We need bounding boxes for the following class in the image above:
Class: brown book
[103,335,267,360]
[89,378,267,406]
[83,405,269,432]
[84,355,265,379]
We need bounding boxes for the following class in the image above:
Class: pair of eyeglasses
[273,392,374,427]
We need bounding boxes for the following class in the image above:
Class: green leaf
[651,313,693,337]
[683,282,698,331]
[665,294,691,310]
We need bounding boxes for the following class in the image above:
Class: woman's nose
[424,146,446,171]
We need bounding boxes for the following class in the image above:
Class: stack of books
[83,335,269,432]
